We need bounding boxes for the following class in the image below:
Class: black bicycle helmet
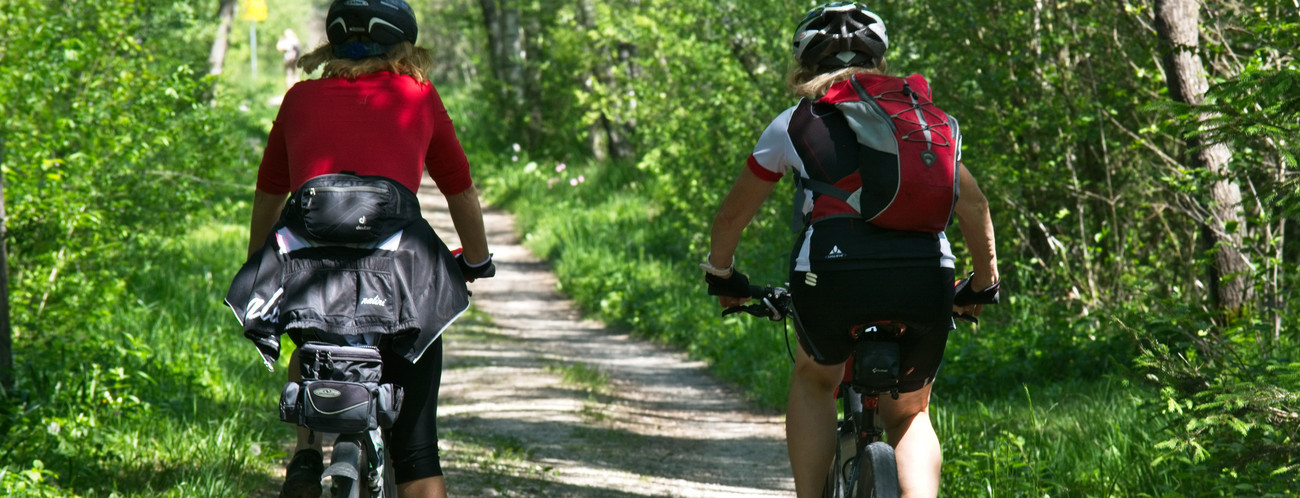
[791,2,888,70]
[326,0,418,58]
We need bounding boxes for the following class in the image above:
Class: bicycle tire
[373,434,397,498]
[854,441,899,498]
[328,436,366,498]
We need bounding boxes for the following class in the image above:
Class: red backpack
[800,73,959,233]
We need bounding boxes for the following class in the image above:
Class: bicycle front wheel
[327,436,366,498]
[854,441,899,498]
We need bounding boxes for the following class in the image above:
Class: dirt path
[420,182,795,497]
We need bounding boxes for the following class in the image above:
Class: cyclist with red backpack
[226,1,493,497]
[701,3,999,497]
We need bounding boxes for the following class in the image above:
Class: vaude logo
[361,296,387,306]
[313,387,343,398]
[827,245,845,259]
[355,216,372,231]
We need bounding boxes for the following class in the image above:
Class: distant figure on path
[276,29,301,89]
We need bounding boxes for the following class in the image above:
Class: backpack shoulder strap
[799,176,853,203]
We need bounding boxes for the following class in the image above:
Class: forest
[1,0,1297,495]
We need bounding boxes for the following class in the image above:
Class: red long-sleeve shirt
[257,71,472,196]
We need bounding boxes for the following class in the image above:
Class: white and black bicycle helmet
[326,0,418,59]
[792,2,888,70]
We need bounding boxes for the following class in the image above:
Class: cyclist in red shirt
[242,1,492,497]
[701,3,1000,497]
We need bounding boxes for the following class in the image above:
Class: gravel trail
[421,183,794,497]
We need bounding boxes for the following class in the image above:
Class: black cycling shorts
[380,337,444,483]
[790,266,955,393]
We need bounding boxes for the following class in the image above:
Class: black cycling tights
[790,267,954,393]
[381,337,444,483]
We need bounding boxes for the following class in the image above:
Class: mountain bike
[279,337,403,498]
[725,278,996,498]
[725,286,900,498]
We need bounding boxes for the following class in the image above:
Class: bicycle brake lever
[761,297,784,321]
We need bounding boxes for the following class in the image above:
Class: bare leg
[397,476,447,498]
[878,383,941,498]
[786,342,847,498]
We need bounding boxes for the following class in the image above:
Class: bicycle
[279,337,403,498]
[725,276,996,498]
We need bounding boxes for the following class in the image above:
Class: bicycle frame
[826,352,894,498]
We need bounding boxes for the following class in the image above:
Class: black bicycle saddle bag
[851,340,901,394]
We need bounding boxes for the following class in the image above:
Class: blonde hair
[786,60,889,100]
[298,42,434,84]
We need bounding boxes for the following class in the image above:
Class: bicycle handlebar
[724,279,999,324]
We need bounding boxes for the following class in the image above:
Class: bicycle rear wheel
[854,441,899,498]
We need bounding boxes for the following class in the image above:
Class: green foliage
[1159,66,1300,222]
[2,0,1294,494]
[1,224,285,497]
[444,0,1300,494]
[1,0,258,332]
[1131,306,1300,496]
[0,0,280,495]
[938,379,1180,496]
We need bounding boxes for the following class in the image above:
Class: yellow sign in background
[241,0,268,22]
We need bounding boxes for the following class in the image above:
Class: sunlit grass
[937,378,1179,496]
[2,217,287,496]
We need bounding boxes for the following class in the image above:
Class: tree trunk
[478,0,502,79]
[208,0,238,75]
[478,0,529,136]
[1,132,11,391]
[479,0,524,100]
[523,9,544,147]
[1154,0,1252,313]
[576,0,610,160]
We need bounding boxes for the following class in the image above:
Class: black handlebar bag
[279,342,404,433]
[281,172,422,243]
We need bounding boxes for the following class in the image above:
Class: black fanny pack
[282,172,422,243]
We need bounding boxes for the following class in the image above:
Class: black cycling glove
[953,272,1001,306]
[455,252,496,282]
[704,269,752,298]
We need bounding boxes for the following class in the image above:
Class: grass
[937,378,1180,496]
[548,362,611,395]
[439,428,556,493]
[1,221,287,497]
